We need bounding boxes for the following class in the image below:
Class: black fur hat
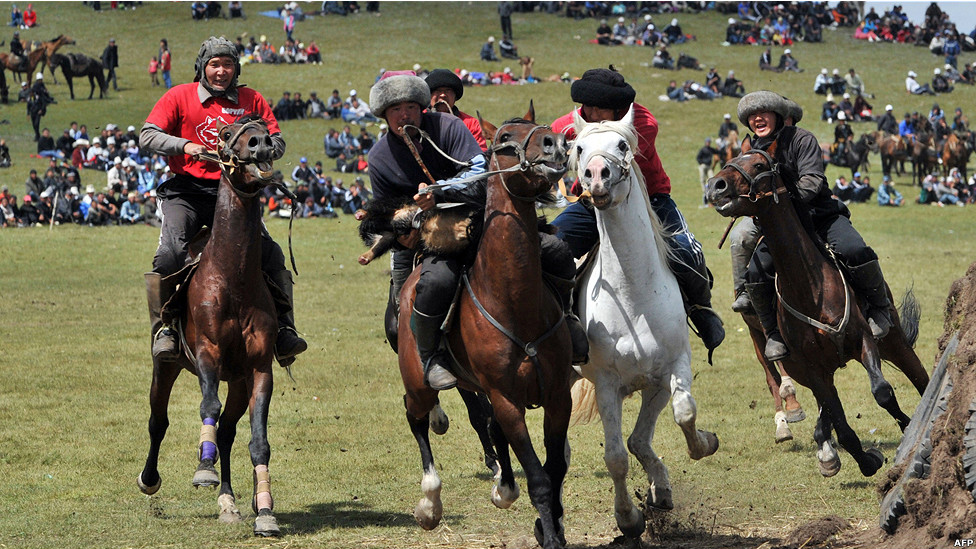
[425,69,463,100]
[570,66,636,111]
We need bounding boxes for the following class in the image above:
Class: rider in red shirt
[424,69,487,151]
[551,67,725,354]
[140,36,306,367]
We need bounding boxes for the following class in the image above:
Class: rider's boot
[548,273,590,365]
[269,270,308,367]
[847,259,893,339]
[746,281,789,361]
[145,272,179,361]
[410,308,457,391]
[676,267,725,352]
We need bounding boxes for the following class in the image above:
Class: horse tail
[897,284,921,348]
[569,377,600,426]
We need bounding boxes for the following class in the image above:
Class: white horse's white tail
[569,378,600,426]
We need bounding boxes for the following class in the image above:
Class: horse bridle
[402,122,561,203]
[722,148,788,204]
[197,121,280,200]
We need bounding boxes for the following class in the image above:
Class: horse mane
[571,118,674,270]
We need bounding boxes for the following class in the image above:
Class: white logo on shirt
[195,115,230,148]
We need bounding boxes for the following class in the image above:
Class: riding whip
[717,217,737,250]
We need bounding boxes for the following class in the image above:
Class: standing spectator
[696,137,719,207]
[282,8,296,42]
[27,73,54,142]
[480,36,499,61]
[148,56,160,87]
[159,39,172,89]
[102,38,119,92]
[498,1,514,40]
[877,175,903,206]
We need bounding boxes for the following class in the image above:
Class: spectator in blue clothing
[877,175,903,206]
[480,36,499,61]
[324,128,343,158]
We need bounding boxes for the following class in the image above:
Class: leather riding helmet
[195,36,240,100]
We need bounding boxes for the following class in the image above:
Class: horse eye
[221,131,232,140]
[498,133,511,143]
[617,140,627,154]
[576,145,582,157]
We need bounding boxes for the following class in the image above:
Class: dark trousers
[746,213,876,284]
[500,15,513,39]
[152,191,285,277]
[106,67,117,90]
[552,193,706,276]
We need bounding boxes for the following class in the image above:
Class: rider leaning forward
[735,90,894,361]
[550,67,725,353]
[140,36,307,366]
[366,70,587,390]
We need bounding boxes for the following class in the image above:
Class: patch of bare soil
[841,261,976,548]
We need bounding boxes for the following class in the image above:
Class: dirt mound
[877,261,976,548]
[781,515,849,548]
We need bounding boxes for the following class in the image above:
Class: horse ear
[740,134,752,152]
[620,104,634,127]
[478,111,497,144]
[524,99,535,123]
[572,108,585,135]
[765,138,778,157]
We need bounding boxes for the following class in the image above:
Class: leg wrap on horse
[199,418,217,462]
[847,259,893,338]
[267,270,307,364]
[254,464,273,511]
[746,281,789,361]
[144,272,179,361]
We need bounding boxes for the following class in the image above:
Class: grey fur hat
[737,90,797,126]
[370,72,431,118]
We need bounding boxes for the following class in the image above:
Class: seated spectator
[652,45,674,70]
[944,63,963,82]
[228,1,245,19]
[777,48,803,72]
[837,93,854,121]
[358,128,375,154]
[665,79,686,102]
[119,191,143,224]
[833,175,853,202]
[821,99,839,122]
[0,138,11,168]
[664,18,686,44]
[936,175,964,206]
[850,173,874,203]
[961,63,976,85]
[300,196,325,218]
[814,68,831,94]
[480,36,499,61]
[291,156,315,187]
[932,68,953,93]
[325,89,342,119]
[853,94,873,121]
[499,37,519,58]
[337,125,360,157]
[306,92,326,119]
[829,68,846,94]
[845,68,867,97]
[290,91,306,119]
[273,91,293,120]
[906,70,936,95]
[335,152,354,173]
[802,15,822,42]
[342,98,380,126]
[917,173,938,204]
[877,175,903,206]
[36,128,63,159]
[19,194,38,225]
[324,128,343,158]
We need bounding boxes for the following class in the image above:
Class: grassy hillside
[0,3,974,549]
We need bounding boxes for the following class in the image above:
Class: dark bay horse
[870,131,909,177]
[397,112,573,548]
[820,133,873,179]
[911,133,939,186]
[707,141,930,477]
[137,115,284,536]
[48,53,106,100]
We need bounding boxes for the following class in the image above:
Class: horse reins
[721,148,790,204]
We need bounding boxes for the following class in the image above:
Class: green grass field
[1,3,974,548]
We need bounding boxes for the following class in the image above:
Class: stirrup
[153,326,179,361]
[274,326,307,362]
[731,290,754,313]
[764,331,790,362]
[423,353,457,391]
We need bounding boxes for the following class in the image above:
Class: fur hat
[370,71,431,118]
[425,69,463,100]
[737,90,794,126]
[195,36,240,100]
[570,66,636,111]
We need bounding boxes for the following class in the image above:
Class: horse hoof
[646,485,673,510]
[535,518,566,548]
[414,497,443,530]
[253,513,281,537]
[817,441,841,477]
[785,407,806,423]
[218,493,242,523]
[491,480,519,509]
[617,506,646,539]
[860,448,885,477]
[775,425,794,444]
[219,509,243,524]
[689,430,719,460]
[192,464,219,488]
[137,472,161,495]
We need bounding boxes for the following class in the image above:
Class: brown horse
[911,133,939,186]
[707,141,930,477]
[397,110,573,548]
[870,131,909,177]
[712,129,741,172]
[740,312,807,442]
[0,34,73,85]
[941,132,972,180]
[137,115,284,536]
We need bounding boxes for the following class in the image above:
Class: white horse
[569,108,719,540]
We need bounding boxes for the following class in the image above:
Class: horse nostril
[583,169,592,179]
[712,178,726,191]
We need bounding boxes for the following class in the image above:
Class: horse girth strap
[461,272,561,399]
[773,249,852,351]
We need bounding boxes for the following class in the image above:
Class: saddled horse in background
[941,132,972,180]
[48,52,107,99]
[137,115,285,536]
[567,108,718,539]
[397,110,574,549]
[820,133,874,179]
[707,141,930,477]
[0,34,72,85]
[911,133,940,186]
[870,131,909,177]
[712,129,741,172]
